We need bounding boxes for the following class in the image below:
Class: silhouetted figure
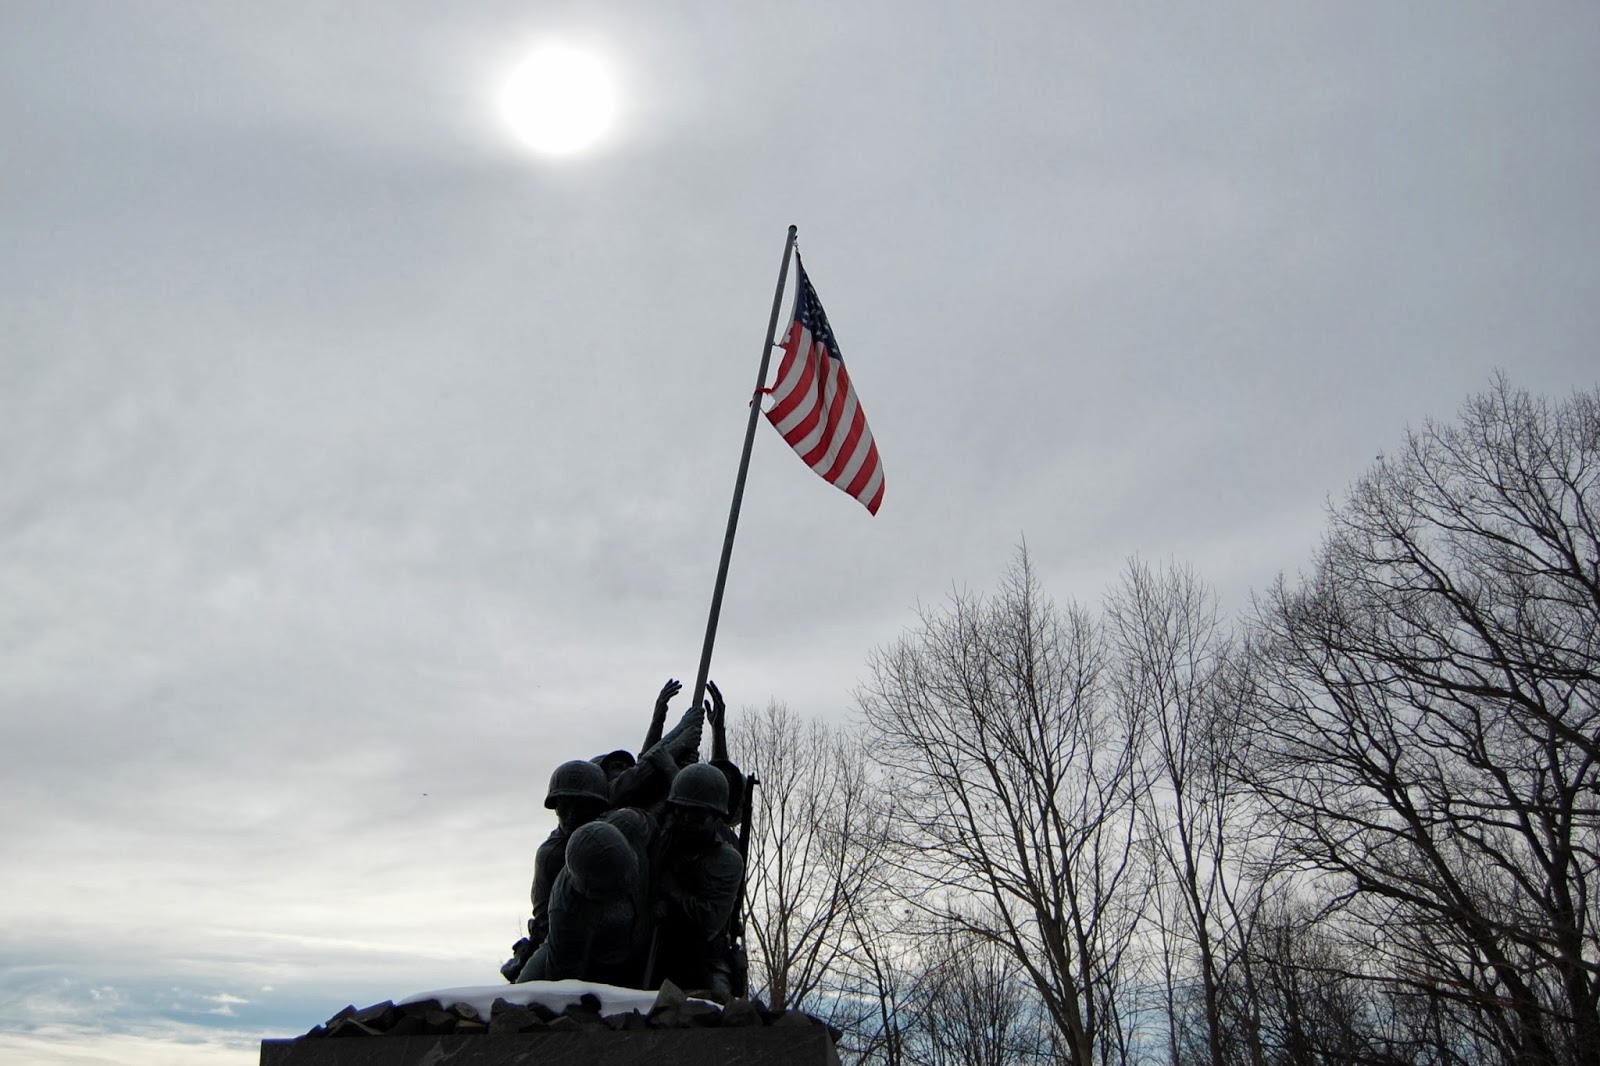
[514,817,652,985]
[499,679,752,990]
[499,759,611,982]
[649,763,744,1000]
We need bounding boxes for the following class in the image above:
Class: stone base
[260,1028,841,1066]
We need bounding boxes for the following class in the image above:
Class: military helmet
[563,821,638,897]
[667,762,729,815]
[544,759,611,809]
[591,749,637,776]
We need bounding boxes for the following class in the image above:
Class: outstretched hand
[656,678,682,711]
[703,679,726,731]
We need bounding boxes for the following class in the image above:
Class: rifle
[727,772,758,998]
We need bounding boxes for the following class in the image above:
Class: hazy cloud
[3,2,1597,1062]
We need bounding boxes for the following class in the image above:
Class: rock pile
[293,981,841,1044]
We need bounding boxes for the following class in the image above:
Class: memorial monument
[262,225,867,1064]
[260,679,840,1066]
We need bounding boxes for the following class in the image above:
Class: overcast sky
[2,2,1597,1062]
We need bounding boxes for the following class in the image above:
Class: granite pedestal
[260,1027,841,1065]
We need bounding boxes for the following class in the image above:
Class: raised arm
[641,677,681,754]
[705,680,729,763]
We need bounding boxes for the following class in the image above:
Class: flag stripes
[764,259,885,514]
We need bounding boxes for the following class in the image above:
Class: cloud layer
[3,3,1597,1062]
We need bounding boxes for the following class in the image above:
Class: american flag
[763,258,885,515]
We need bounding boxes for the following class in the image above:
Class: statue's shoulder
[711,836,743,873]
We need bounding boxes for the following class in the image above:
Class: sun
[499,45,618,157]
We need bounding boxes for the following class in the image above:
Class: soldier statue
[512,817,653,986]
[499,758,611,981]
[502,679,747,998]
[648,762,744,999]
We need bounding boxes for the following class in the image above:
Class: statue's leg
[707,956,733,1003]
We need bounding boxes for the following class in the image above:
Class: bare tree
[837,894,929,1066]
[1243,379,1600,1066]
[904,923,1062,1066]
[1107,559,1271,1066]
[1241,897,1442,1066]
[860,548,1148,1066]
[735,701,887,1036]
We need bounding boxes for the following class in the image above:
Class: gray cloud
[2,2,1597,1061]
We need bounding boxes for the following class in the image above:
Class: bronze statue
[513,818,651,986]
[647,762,744,999]
[499,759,612,981]
[502,679,746,998]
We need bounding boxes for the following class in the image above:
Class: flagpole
[689,224,798,711]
